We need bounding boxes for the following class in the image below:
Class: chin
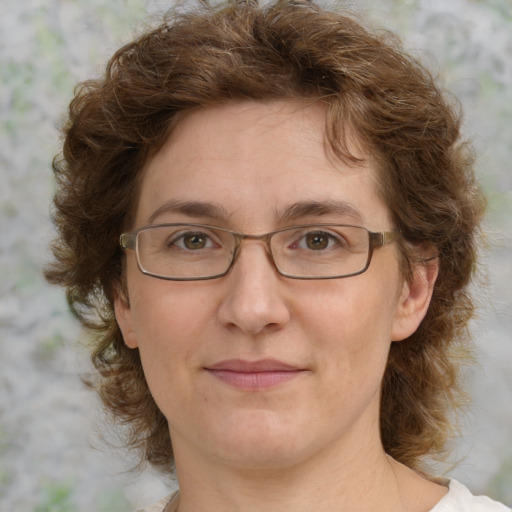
[207,413,311,470]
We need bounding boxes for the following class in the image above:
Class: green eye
[183,233,208,250]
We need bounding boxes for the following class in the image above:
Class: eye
[304,232,331,250]
[294,230,344,251]
[171,231,217,250]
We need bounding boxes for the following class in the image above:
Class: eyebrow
[146,198,366,227]
[147,200,231,225]
[278,200,366,225]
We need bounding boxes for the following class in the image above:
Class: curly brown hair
[46,0,485,474]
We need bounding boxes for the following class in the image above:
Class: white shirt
[429,479,510,511]
[136,479,511,512]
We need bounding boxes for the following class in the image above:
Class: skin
[115,100,445,512]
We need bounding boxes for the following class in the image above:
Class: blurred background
[0,0,511,510]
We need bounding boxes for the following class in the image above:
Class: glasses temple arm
[120,233,137,250]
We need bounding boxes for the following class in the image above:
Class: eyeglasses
[119,223,401,281]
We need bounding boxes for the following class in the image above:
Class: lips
[204,359,306,390]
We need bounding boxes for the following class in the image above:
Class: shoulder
[430,479,510,512]
[134,490,179,512]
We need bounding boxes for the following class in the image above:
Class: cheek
[127,281,207,384]
[294,279,398,381]
[129,275,215,341]
[296,276,398,341]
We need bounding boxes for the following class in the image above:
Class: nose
[217,240,291,335]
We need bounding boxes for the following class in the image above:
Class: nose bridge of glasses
[231,231,276,266]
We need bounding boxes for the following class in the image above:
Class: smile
[204,359,307,391]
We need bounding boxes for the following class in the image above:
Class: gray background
[1,0,511,510]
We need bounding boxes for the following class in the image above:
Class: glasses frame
[119,223,401,281]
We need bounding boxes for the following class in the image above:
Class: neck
[171,429,445,512]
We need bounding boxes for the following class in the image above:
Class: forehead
[136,100,392,230]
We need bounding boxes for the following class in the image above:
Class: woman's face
[115,100,430,472]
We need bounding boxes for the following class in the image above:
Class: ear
[391,257,439,342]
[113,289,139,349]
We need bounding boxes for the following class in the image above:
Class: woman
[46,1,509,510]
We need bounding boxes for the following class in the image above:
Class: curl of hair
[46,0,485,474]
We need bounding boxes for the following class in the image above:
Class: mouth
[204,359,307,390]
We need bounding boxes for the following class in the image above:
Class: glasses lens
[132,224,372,280]
[271,225,370,278]
[136,225,235,279]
